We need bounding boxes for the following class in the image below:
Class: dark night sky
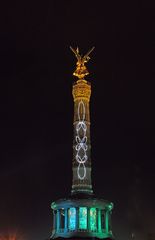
[0,1,155,240]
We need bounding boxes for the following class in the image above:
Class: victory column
[50,47,114,240]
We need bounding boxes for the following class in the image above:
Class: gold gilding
[70,47,94,102]
[72,80,91,102]
[70,46,95,80]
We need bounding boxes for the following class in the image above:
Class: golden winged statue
[70,46,95,79]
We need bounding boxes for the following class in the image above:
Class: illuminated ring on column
[75,136,87,149]
[78,100,85,121]
[77,162,86,180]
[76,155,88,163]
[75,100,88,180]
[76,121,87,132]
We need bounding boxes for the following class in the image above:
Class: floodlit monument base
[51,195,113,239]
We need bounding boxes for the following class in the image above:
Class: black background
[0,1,155,240]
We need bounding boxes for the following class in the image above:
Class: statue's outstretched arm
[70,46,81,62]
[82,47,95,63]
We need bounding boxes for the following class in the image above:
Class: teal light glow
[90,208,97,231]
[68,207,76,230]
[79,207,87,229]
[101,210,105,229]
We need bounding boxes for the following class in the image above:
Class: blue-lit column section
[56,210,60,233]
[76,207,79,231]
[87,207,90,231]
[68,207,76,231]
[79,207,87,230]
[64,209,68,232]
[97,209,102,233]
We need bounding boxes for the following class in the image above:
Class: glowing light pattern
[68,207,76,230]
[75,100,88,180]
[90,208,97,231]
[79,207,87,229]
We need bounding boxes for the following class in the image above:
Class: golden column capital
[72,80,91,102]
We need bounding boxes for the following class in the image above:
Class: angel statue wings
[70,46,95,79]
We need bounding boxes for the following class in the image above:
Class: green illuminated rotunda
[50,47,114,240]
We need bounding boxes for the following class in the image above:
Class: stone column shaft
[105,211,109,233]
[72,80,93,194]
[56,210,60,232]
[65,209,68,231]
